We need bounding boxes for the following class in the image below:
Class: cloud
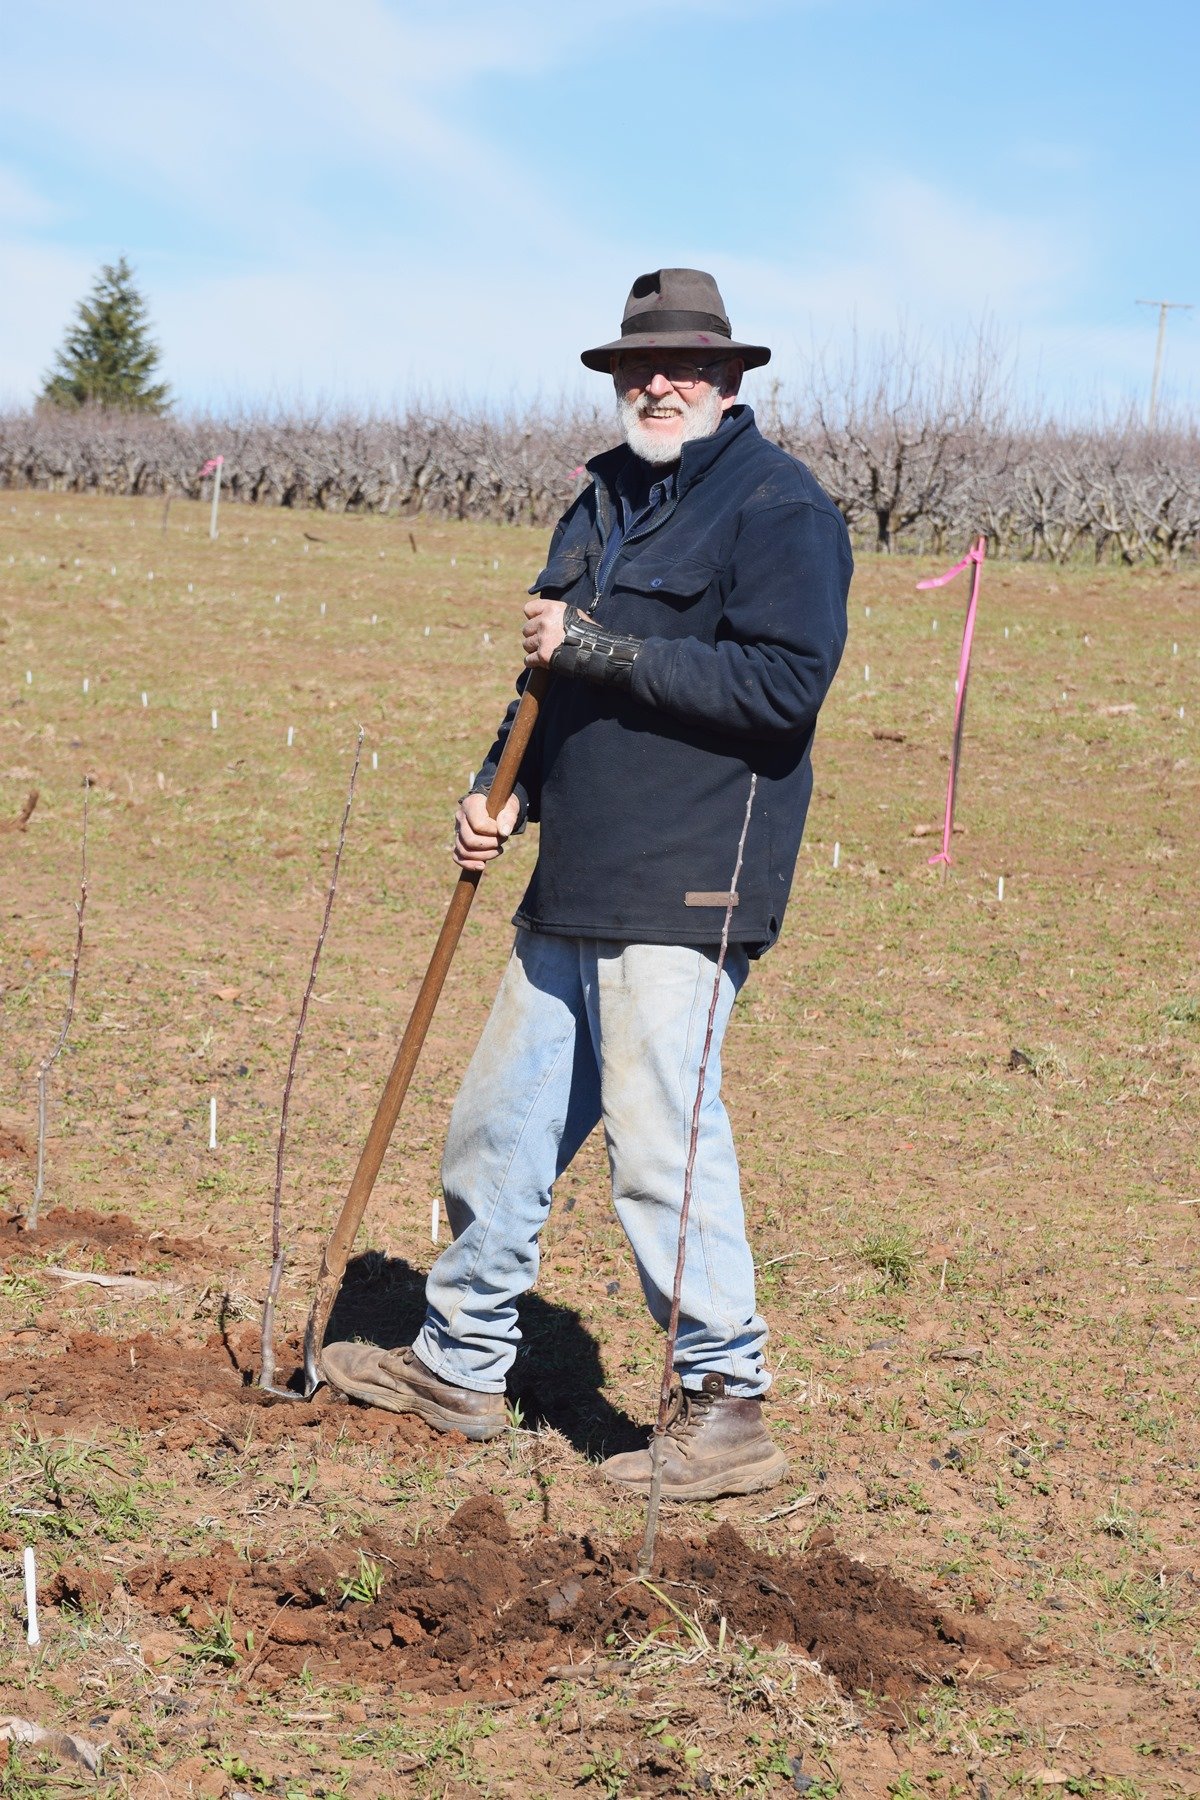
[0,239,96,404]
[0,165,58,228]
[1,5,1176,416]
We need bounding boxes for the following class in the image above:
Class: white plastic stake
[1173,642,1178,655]
[864,664,870,683]
[25,670,31,685]
[997,876,1005,901]
[211,709,218,731]
[431,1193,440,1244]
[24,1547,38,1647]
[141,691,148,708]
[423,625,430,637]
[82,677,89,695]
[319,601,326,617]
[287,725,294,746]
[932,619,939,633]
[371,613,378,625]
[1180,705,1185,719]
[209,1097,217,1149]
[371,751,378,771]
[1004,626,1009,639]
[833,841,841,870]
[209,458,223,540]
[275,593,281,604]
[865,604,871,617]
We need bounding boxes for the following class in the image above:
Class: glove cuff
[549,606,642,691]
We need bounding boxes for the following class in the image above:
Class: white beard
[616,385,726,465]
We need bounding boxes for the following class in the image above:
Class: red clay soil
[0,1125,33,1162]
[0,1328,432,1453]
[0,1205,207,1268]
[51,1496,1024,1706]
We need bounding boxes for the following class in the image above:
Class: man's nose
[646,371,675,397]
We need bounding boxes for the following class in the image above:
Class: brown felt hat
[580,267,771,373]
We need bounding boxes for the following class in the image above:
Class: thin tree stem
[639,773,757,1577]
[258,728,364,1393]
[27,779,90,1231]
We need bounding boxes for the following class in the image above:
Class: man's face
[612,354,743,465]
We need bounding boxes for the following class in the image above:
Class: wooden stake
[638,773,757,1578]
[209,458,223,540]
[259,728,364,1396]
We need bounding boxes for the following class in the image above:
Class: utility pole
[1136,299,1193,429]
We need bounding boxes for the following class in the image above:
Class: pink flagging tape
[200,456,225,476]
[916,536,987,868]
[568,465,586,480]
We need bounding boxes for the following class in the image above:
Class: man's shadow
[325,1250,644,1462]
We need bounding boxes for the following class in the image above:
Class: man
[323,269,851,1500]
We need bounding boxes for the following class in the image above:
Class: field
[1,489,1198,1798]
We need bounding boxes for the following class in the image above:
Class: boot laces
[664,1378,717,1441]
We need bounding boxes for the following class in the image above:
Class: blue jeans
[412,930,770,1398]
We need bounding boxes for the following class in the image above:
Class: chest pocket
[611,558,716,606]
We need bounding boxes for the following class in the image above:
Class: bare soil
[0,1202,206,1269]
[52,1495,1022,1706]
[1,493,1198,1796]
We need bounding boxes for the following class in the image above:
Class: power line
[1136,299,1193,428]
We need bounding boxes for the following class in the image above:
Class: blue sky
[2,0,1197,416]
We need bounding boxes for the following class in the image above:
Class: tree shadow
[326,1250,644,1462]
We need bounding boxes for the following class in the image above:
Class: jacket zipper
[591,477,682,614]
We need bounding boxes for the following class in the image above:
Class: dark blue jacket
[474,405,851,956]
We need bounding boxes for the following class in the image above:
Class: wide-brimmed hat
[581,268,771,373]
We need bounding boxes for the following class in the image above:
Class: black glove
[549,606,642,692]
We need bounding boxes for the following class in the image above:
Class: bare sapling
[26,778,90,1232]
[638,773,758,1578]
[259,728,365,1396]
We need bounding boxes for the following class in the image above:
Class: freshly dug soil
[0,1126,33,1162]
[0,1328,432,1452]
[0,1205,206,1268]
[52,1496,1024,1705]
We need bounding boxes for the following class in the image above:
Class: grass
[1,493,1198,1796]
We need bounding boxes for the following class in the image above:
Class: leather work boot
[320,1343,507,1442]
[600,1374,787,1501]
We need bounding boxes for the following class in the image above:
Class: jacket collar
[586,403,757,501]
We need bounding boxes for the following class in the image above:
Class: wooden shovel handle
[303,667,549,1388]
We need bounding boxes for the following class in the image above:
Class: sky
[2,0,1198,418]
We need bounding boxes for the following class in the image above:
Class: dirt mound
[53,1497,1023,1706]
[0,1125,32,1162]
[0,1205,206,1268]
[0,1329,433,1453]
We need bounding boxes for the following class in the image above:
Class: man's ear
[721,359,744,410]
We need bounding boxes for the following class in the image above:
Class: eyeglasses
[615,357,726,391]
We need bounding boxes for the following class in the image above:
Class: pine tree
[41,257,171,412]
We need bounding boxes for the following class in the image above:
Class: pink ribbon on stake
[915,534,987,868]
[200,456,224,476]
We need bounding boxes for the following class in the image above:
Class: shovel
[303,666,549,1394]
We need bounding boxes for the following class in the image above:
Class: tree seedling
[259,728,364,1396]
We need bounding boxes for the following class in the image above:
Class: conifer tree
[41,257,171,412]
